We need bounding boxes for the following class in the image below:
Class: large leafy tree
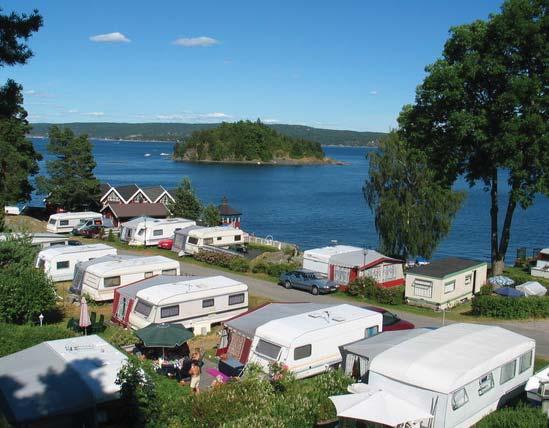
[0,8,43,230]
[364,132,465,259]
[399,0,548,274]
[201,204,221,227]
[169,177,202,220]
[38,126,100,210]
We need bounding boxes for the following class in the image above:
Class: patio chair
[66,318,77,331]
[90,311,97,325]
[92,314,105,333]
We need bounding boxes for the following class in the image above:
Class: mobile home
[35,244,117,282]
[248,304,383,379]
[46,212,102,233]
[70,255,180,301]
[302,245,361,276]
[173,226,247,255]
[352,323,536,428]
[120,216,196,246]
[121,275,248,334]
[531,248,549,279]
[405,257,488,310]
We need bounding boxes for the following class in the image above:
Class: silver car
[279,269,338,295]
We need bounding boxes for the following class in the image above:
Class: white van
[177,226,247,255]
[71,255,181,301]
[248,304,383,379]
[126,275,248,334]
[35,244,117,282]
[120,217,196,246]
[47,212,103,234]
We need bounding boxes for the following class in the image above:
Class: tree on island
[37,126,100,211]
[201,204,221,227]
[169,177,202,221]
[364,132,465,260]
[0,7,43,230]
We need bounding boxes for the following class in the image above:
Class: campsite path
[120,250,549,357]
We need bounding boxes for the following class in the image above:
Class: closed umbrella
[79,297,91,335]
[494,287,525,298]
[135,323,194,358]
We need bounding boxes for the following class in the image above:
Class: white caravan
[359,323,536,428]
[248,304,383,379]
[0,232,73,248]
[120,217,196,246]
[71,255,180,301]
[175,226,247,255]
[302,245,361,276]
[126,275,248,334]
[35,244,117,282]
[46,212,103,233]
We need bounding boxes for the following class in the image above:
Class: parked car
[279,269,338,295]
[363,305,414,331]
[72,225,102,238]
[157,239,173,250]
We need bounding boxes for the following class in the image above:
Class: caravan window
[478,373,494,396]
[135,301,153,317]
[500,360,516,384]
[202,298,214,308]
[56,261,69,269]
[153,229,163,237]
[204,238,213,245]
[519,351,533,373]
[188,237,198,245]
[294,345,312,360]
[137,229,144,236]
[160,305,179,319]
[59,220,69,226]
[38,259,45,270]
[444,280,456,294]
[145,271,154,278]
[234,235,241,241]
[413,279,432,298]
[228,293,245,305]
[216,237,222,241]
[256,339,281,360]
[104,276,121,287]
[162,268,177,276]
[48,218,56,225]
[451,388,469,410]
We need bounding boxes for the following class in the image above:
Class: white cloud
[83,112,105,117]
[155,111,231,121]
[24,89,52,98]
[263,118,279,124]
[369,90,378,95]
[172,36,219,47]
[89,32,130,43]
[67,109,78,113]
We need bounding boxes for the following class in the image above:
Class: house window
[135,301,152,317]
[294,344,312,360]
[162,268,177,276]
[145,271,154,278]
[465,274,472,286]
[500,360,516,384]
[519,351,533,373]
[444,280,456,294]
[255,339,281,360]
[134,193,145,203]
[451,388,469,410]
[228,293,245,305]
[56,260,69,269]
[234,235,241,241]
[107,193,120,202]
[153,229,163,237]
[59,220,69,226]
[104,276,121,287]
[478,373,494,396]
[202,298,214,308]
[160,305,179,319]
[413,279,433,298]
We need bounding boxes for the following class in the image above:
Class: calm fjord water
[31,138,548,263]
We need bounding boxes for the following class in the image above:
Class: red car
[364,306,415,331]
[157,239,174,250]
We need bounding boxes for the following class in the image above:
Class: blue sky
[1,0,503,132]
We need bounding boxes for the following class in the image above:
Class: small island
[172,120,336,165]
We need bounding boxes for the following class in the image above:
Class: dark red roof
[101,203,169,219]
[218,196,241,216]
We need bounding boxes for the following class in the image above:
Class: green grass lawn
[504,266,549,288]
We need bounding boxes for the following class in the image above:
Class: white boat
[144,153,151,157]
[160,152,170,156]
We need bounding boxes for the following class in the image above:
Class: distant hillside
[174,121,330,164]
[29,122,386,146]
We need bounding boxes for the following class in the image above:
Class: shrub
[251,260,300,278]
[476,403,547,428]
[105,326,139,348]
[472,295,549,319]
[0,323,75,357]
[346,276,405,305]
[479,284,493,295]
[107,229,116,242]
[376,286,406,305]
[193,250,250,273]
[228,256,250,272]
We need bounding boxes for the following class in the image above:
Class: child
[189,362,201,394]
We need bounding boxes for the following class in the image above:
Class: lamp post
[144,216,147,247]
[39,313,44,327]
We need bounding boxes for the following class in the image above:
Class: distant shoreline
[173,157,348,166]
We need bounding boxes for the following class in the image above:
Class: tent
[494,287,525,298]
[516,281,547,297]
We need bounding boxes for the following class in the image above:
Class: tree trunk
[489,170,500,274]
[493,187,518,276]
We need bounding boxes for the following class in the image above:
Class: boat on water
[144,153,151,157]
[160,152,170,156]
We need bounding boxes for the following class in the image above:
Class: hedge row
[193,250,250,272]
[251,260,300,278]
[471,295,549,319]
[0,323,75,358]
[346,277,405,305]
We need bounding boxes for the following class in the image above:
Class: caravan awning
[330,387,433,427]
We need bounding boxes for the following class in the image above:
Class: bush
[252,260,300,278]
[346,277,405,305]
[476,403,547,428]
[193,250,248,272]
[104,326,139,348]
[228,256,250,272]
[471,295,549,319]
[0,323,75,357]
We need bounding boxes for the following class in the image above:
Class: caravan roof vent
[308,312,323,318]
[331,316,345,322]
